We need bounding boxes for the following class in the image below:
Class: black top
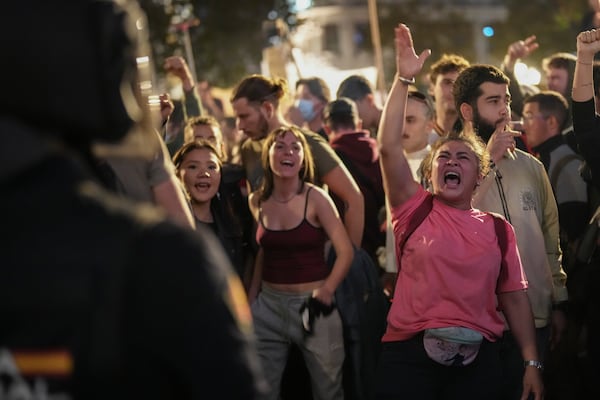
[573,99,600,190]
[0,128,263,399]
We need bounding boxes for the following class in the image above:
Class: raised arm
[164,56,203,118]
[572,30,600,189]
[572,30,600,103]
[501,35,538,117]
[378,24,430,207]
[151,131,195,229]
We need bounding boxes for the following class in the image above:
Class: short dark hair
[542,52,577,95]
[296,77,331,103]
[524,90,569,131]
[172,139,222,172]
[453,64,510,121]
[542,52,577,73]
[323,97,359,131]
[408,90,434,120]
[336,75,373,101]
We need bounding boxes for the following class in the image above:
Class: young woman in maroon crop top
[247,126,353,400]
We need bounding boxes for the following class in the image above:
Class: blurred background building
[140,0,588,104]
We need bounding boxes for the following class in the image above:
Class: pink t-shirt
[382,186,528,342]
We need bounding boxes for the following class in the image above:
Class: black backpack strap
[397,194,434,272]
[385,194,433,301]
[491,214,509,286]
[550,153,583,191]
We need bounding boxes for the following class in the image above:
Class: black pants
[375,333,501,400]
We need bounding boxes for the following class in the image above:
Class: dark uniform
[0,1,263,399]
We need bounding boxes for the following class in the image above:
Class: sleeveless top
[256,187,329,284]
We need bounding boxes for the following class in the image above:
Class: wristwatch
[524,360,544,370]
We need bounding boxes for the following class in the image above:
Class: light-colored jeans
[251,285,345,400]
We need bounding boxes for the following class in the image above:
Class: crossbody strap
[492,215,509,286]
[550,153,583,191]
[397,194,434,272]
[392,197,509,301]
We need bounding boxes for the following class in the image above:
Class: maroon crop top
[256,187,329,284]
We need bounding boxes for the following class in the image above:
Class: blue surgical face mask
[295,99,316,122]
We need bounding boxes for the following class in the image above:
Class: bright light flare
[514,62,541,86]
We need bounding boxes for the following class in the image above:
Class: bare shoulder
[306,183,331,203]
[305,183,339,216]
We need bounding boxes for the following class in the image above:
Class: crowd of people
[3,0,600,399]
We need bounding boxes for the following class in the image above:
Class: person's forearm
[152,176,196,229]
[500,290,544,400]
[183,86,202,119]
[384,210,398,273]
[204,99,225,121]
[323,166,364,247]
[343,191,364,247]
[323,244,353,294]
[181,74,195,92]
[499,290,539,361]
[573,49,596,102]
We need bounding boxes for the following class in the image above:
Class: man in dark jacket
[325,97,385,265]
[0,1,263,399]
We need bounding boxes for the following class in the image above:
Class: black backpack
[327,246,388,400]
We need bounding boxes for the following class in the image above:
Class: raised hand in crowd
[159,92,174,125]
[164,56,196,91]
[573,29,600,102]
[503,35,539,72]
